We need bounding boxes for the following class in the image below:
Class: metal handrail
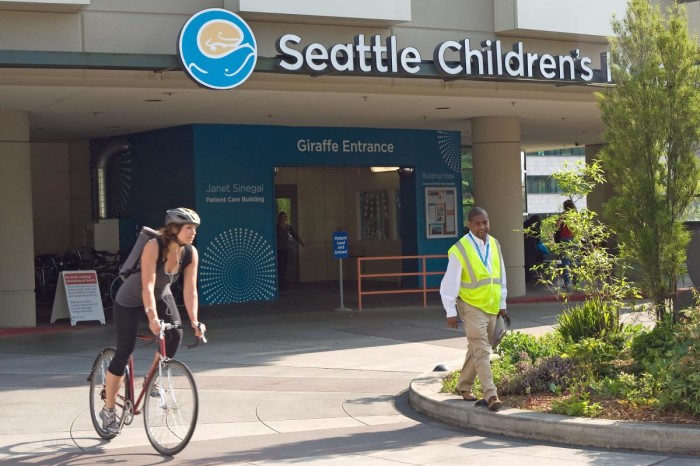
[356,255,447,310]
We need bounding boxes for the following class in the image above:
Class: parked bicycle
[34,254,58,306]
[87,321,206,455]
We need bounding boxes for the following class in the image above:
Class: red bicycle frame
[120,332,168,417]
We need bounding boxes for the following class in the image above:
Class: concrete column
[0,111,36,327]
[472,116,525,298]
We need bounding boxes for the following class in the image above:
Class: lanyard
[467,232,490,267]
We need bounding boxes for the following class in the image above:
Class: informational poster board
[50,270,106,326]
[425,187,458,239]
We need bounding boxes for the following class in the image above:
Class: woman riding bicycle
[100,207,205,432]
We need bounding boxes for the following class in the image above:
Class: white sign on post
[50,270,106,326]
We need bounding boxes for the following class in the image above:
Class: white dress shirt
[440,232,508,318]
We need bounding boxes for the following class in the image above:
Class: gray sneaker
[150,377,160,397]
[145,376,160,397]
[99,407,119,433]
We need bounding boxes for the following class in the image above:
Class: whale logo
[178,9,257,90]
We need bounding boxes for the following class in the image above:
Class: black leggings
[107,295,182,377]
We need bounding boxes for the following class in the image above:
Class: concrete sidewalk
[0,286,697,464]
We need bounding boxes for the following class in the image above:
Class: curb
[506,292,586,305]
[409,371,700,456]
[0,325,92,337]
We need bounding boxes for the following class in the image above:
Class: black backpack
[119,226,192,280]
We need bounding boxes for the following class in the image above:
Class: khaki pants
[456,299,499,400]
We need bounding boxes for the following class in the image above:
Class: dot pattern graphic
[437,131,462,172]
[200,228,276,304]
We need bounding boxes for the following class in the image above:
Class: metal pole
[357,257,362,310]
[334,258,352,312]
[339,258,344,306]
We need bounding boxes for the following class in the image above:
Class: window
[359,191,390,240]
[684,196,700,222]
[461,148,473,227]
[525,147,585,157]
[527,176,562,194]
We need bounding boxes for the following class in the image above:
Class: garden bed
[504,393,700,425]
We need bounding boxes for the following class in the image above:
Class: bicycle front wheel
[143,359,199,456]
[88,347,128,439]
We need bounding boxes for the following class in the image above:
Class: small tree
[596,0,700,320]
[532,161,639,309]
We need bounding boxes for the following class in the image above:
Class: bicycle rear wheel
[143,359,198,455]
[88,347,128,439]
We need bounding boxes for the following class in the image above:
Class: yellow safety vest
[448,234,503,315]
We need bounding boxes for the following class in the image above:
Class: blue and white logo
[178,8,257,90]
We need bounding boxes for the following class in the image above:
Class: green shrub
[442,331,571,397]
[595,372,661,406]
[440,356,518,396]
[440,370,460,394]
[564,337,622,379]
[556,298,621,343]
[657,307,700,414]
[550,378,603,418]
[497,330,563,363]
[630,317,675,375]
[550,397,603,417]
[607,322,646,351]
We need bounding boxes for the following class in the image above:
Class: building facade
[525,148,587,216]
[3,0,688,327]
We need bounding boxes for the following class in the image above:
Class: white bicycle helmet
[165,207,201,226]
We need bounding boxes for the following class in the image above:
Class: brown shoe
[488,395,502,411]
[461,391,477,401]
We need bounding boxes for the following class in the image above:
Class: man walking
[440,207,508,411]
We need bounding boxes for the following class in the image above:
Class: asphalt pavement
[0,282,698,465]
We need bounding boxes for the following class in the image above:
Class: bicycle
[87,321,206,455]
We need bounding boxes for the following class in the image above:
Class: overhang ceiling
[0,65,608,151]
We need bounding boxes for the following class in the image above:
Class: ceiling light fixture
[370,166,399,173]
[397,167,415,179]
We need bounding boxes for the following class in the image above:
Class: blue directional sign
[333,231,349,258]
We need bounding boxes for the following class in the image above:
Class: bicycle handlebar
[186,322,207,349]
[158,321,207,349]
[186,335,207,349]
[138,321,207,349]
[159,322,182,332]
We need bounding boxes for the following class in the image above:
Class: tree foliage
[533,161,640,308]
[596,0,700,319]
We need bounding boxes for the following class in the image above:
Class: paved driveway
[0,301,695,465]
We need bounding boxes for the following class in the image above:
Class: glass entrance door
[275,185,300,286]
